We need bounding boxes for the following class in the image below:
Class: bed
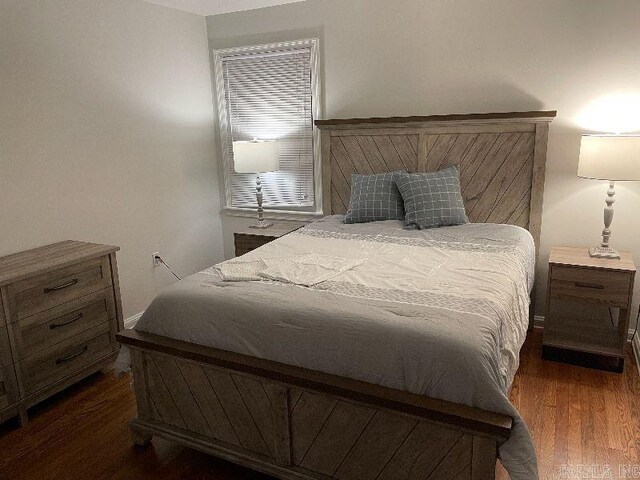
[117,110,555,480]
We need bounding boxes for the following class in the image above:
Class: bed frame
[117,110,555,480]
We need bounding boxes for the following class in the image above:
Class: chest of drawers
[0,241,123,424]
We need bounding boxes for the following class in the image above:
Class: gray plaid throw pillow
[396,166,468,229]
[344,171,405,224]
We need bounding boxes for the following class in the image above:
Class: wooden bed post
[129,349,152,446]
[528,121,551,329]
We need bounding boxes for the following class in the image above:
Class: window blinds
[220,44,316,209]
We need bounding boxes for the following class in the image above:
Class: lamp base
[249,219,273,229]
[589,245,620,259]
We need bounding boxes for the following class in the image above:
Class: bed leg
[17,405,29,426]
[130,423,152,447]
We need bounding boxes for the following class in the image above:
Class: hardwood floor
[0,330,638,480]
[497,330,640,480]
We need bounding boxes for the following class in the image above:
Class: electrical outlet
[152,252,161,267]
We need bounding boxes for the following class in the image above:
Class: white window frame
[213,39,323,221]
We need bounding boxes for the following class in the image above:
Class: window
[214,39,321,216]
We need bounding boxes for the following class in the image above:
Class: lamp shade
[578,134,640,181]
[233,140,278,174]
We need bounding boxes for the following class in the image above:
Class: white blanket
[214,253,365,286]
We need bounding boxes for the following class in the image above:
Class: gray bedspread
[124,216,538,479]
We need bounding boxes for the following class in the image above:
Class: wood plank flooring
[0,330,638,480]
[497,330,640,479]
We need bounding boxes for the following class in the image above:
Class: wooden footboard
[117,330,512,480]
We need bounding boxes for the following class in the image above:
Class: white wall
[0,0,225,318]
[206,0,640,320]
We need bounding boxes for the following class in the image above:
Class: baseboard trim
[532,315,635,342]
[124,312,144,329]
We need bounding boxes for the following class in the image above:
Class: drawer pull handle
[55,346,88,365]
[574,282,605,290]
[44,278,78,294]
[50,313,83,330]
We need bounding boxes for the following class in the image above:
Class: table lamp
[233,139,279,229]
[578,134,640,258]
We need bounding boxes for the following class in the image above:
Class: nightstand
[542,246,636,372]
[234,223,303,257]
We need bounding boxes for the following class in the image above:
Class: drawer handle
[574,281,605,290]
[44,278,78,294]
[50,313,83,330]
[55,346,88,365]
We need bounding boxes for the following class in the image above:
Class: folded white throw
[213,257,282,282]
[214,254,364,286]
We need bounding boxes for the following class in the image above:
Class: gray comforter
[125,216,538,479]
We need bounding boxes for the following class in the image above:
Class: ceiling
[142,0,306,16]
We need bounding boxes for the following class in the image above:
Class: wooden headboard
[314,110,555,251]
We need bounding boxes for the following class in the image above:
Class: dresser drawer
[0,365,18,411]
[550,265,632,308]
[0,326,12,368]
[12,289,116,360]
[21,323,113,396]
[8,256,112,321]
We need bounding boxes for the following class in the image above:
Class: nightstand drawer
[234,233,275,257]
[550,265,632,308]
[9,257,112,321]
[233,224,303,257]
[12,289,116,359]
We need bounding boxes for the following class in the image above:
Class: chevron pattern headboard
[315,111,555,253]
